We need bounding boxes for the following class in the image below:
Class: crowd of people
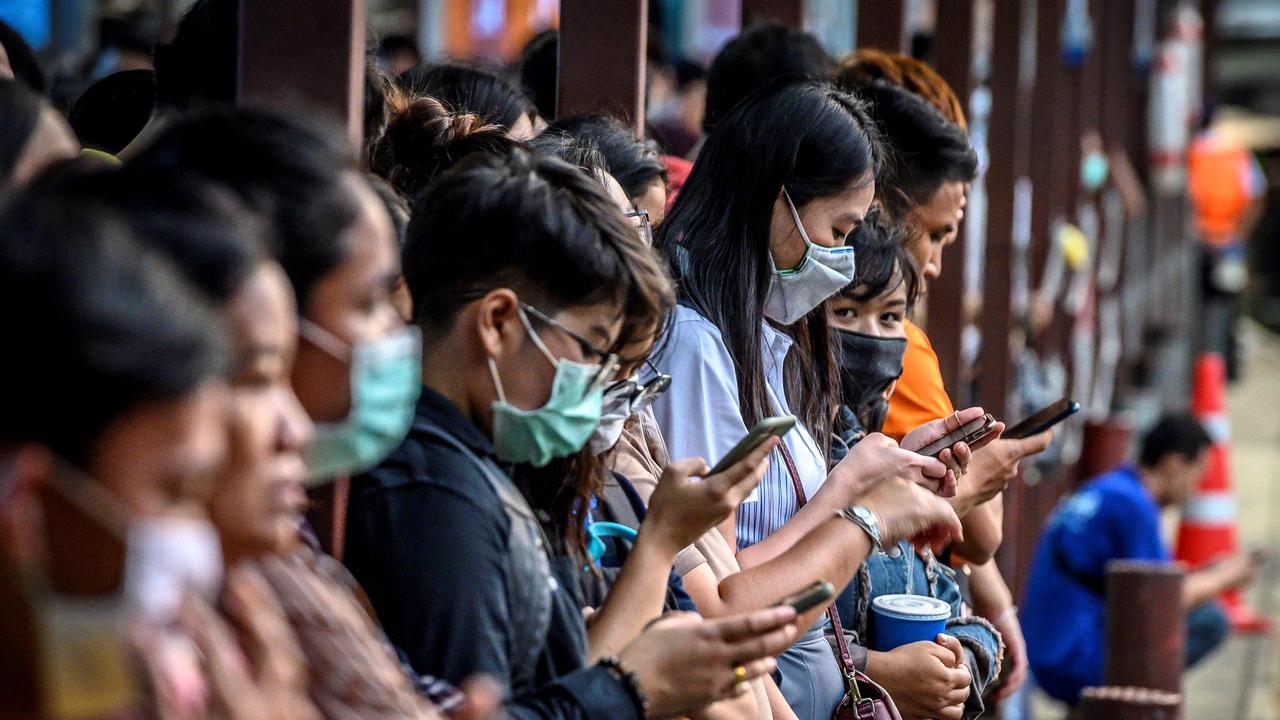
[0,2,1245,719]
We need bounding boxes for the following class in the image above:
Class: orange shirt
[883,319,954,442]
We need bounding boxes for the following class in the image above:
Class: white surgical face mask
[763,189,857,325]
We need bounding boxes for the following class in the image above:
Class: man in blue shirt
[1022,414,1260,703]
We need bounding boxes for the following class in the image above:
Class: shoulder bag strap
[776,442,860,690]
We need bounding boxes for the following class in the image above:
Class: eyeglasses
[625,209,653,246]
[520,302,620,392]
[604,359,672,415]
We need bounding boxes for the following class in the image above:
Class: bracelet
[600,656,650,717]
[993,605,1018,626]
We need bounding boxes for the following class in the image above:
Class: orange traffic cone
[1174,352,1271,633]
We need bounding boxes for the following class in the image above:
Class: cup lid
[870,594,951,621]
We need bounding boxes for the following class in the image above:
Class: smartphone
[915,413,998,458]
[1004,398,1080,440]
[776,580,835,614]
[706,415,797,475]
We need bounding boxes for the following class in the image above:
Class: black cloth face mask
[834,328,907,434]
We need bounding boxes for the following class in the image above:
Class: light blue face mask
[299,321,422,483]
[489,308,616,468]
[764,189,857,325]
[1080,151,1110,192]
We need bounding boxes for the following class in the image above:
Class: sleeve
[352,481,516,688]
[945,615,1004,717]
[1052,490,1119,579]
[650,314,755,500]
[505,665,643,720]
[883,322,956,442]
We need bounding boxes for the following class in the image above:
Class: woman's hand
[865,636,971,720]
[859,477,963,550]
[643,438,778,555]
[825,433,948,507]
[954,431,1053,516]
[618,606,799,719]
[900,407,1002,497]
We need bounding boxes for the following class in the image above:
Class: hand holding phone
[914,413,998,458]
[706,416,797,476]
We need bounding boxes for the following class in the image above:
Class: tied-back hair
[656,78,882,453]
[369,89,522,200]
[405,147,672,557]
[396,62,534,132]
[839,206,920,307]
[846,80,977,221]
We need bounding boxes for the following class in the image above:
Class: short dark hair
[69,69,157,155]
[0,179,228,464]
[0,78,44,182]
[703,22,832,132]
[404,148,664,344]
[857,80,977,220]
[528,130,610,185]
[0,19,46,93]
[128,105,361,310]
[545,114,667,200]
[841,207,919,307]
[1139,414,1212,468]
[397,62,533,132]
[153,0,238,110]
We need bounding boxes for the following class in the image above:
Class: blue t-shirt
[1022,465,1170,703]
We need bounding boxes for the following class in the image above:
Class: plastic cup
[869,594,951,652]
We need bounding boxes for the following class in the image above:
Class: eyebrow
[835,212,863,225]
[884,298,907,308]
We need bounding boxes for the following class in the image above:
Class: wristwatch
[838,505,882,552]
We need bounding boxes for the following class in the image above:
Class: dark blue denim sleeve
[507,665,644,720]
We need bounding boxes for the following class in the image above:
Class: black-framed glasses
[625,208,653,246]
[604,359,672,415]
[520,302,620,392]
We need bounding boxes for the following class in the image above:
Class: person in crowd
[516,29,558,120]
[0,178,232,718]
[68,69,156,157]
[368,90,521,200]
[398,62,539,140]
[0,79,80,186]
[367,173,415,322]
[1022,414,1261,704]
[692,23,832,160]
[649,59,707,159]
[347,147,804,720]
[823,211,1003,720]
[543,114,669,227]
[836,65,1049,702]
[650,76,984,720]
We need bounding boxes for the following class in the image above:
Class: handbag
[777,441,903,720]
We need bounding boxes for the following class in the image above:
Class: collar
[413,385,496,458]
[761,321,794,372]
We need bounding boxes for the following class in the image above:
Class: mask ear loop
[299,318,352,361]
[487,357,507,404]
[778,188,814,276]
[517,308,561,369]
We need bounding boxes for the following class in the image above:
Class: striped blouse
[650,305,829,550]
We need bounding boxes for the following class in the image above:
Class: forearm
[1184,565,1239,609]
[966,559,1015,620]
[948,497,1003,564]
[714,517,874,631]
[587,531,679,662]
[735,479,853,569]
[690,689,758,720]
[764,673,798,720]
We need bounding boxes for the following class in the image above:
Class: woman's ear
[474,289,520,360]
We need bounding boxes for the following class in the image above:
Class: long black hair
[656,78,881,450]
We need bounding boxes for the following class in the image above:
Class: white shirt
[651,305,828,550]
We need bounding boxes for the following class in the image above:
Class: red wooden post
[924,0,975,407]
[238,0,366,145]
[1105,560,1186,695]
[557,0,648,136]
[742,0,805,28]
[1080,686,1182,720]
[856,0,906,53]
